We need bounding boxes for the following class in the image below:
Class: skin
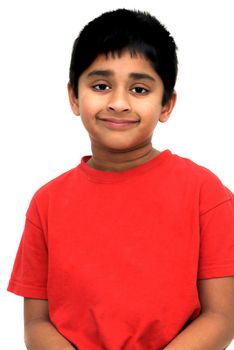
[68,51,176,172]
[24,52,234,349]
[24,299,75,349]
[164,277,234,349]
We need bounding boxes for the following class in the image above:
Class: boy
[8,8,234,350]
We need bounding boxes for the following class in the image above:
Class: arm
[164,277,234,350]
[24,298,76,350]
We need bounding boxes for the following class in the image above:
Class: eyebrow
[87,70,155,81]
[87,70,112,78]
[129,72,155,81]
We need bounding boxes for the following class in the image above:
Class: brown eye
[93,84,111,91]
[132,86,149,94]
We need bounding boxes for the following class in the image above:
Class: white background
[1,0,234,348]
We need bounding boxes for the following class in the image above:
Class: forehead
[82,51,158,79]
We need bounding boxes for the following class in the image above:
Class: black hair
[69,9,178,105]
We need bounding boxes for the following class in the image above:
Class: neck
[87,142,160,172]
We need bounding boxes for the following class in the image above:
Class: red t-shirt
[8,150,234,349]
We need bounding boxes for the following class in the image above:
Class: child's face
[68,51,176,153]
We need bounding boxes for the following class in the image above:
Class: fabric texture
[8,150,234,350]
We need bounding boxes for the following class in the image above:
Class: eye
[131,86,149,95]
[92,84,111,91]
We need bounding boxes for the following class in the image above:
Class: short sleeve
[198,175,234,279]
[7,197,48,299]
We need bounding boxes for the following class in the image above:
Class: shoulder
[26,164,82,224]
[170,152,223,180]
[170,152,233,212]
[170,151,230,187]
[34,166,78,199]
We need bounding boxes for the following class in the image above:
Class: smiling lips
[98,117,140,129]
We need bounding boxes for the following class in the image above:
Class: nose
[107,89,131,113]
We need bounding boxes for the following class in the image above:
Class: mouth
[97,117,140,130]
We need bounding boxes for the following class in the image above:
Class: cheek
[79,94,104,117]
[137,100,162,119]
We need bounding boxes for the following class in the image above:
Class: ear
[67,82,80,116]
[159,91,177,123]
